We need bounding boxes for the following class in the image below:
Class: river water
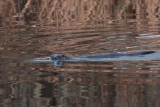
[1,0,160,107]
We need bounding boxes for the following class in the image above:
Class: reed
[0,0,159,27]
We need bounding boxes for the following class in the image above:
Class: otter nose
[51,55,57,60]
[51,57,57,60]
[50,54,65,60]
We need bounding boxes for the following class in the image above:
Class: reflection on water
[1,0,160,107]
[1,69,160,107]
[1,61,160,107]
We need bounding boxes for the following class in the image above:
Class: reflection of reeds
[0,0,159,27]
[0,70,159,107]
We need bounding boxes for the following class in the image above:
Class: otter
[51,50,156,62]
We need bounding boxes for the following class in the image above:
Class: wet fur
[51,50,156,60]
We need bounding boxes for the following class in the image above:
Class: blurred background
[0,0,160,107]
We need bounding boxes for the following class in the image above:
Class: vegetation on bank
[0,0,159,27]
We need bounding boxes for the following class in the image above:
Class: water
[1,0,160,107]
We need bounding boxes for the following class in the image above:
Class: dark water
[1,0,160,107]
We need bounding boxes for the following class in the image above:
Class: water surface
[1,0,160,107]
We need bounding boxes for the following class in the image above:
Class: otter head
[50,54,66,61]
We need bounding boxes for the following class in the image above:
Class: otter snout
[51,54,66,60]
